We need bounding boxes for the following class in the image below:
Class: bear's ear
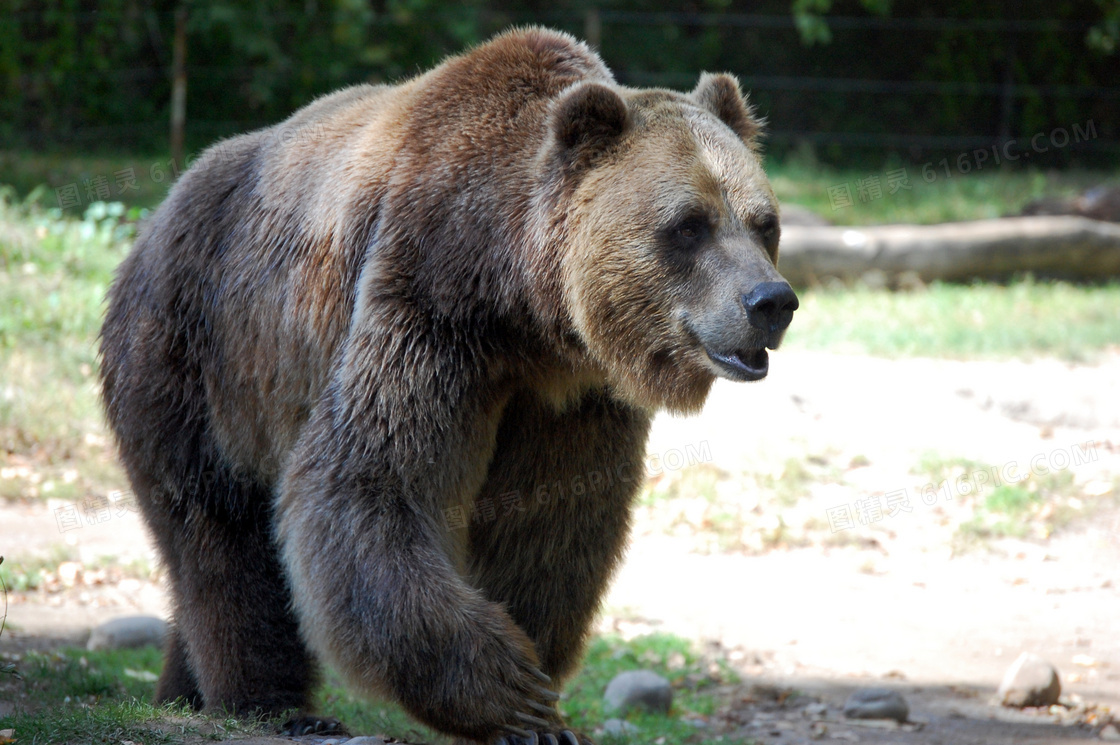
[549,82,629,170]
[692,73,764,149]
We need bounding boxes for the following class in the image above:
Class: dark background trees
[2,0,1117,166]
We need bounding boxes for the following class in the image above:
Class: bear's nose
[742,281,799,334]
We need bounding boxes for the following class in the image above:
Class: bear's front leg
[468,389,650,684]
[277,329,568,743]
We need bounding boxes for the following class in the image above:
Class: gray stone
[344,738,386,745]
[603,670,673,715]
[86,615,167,651]
[843,688,909,723]
[803,702,828,719]
[997,652,1061,708]
[602,718,640,736]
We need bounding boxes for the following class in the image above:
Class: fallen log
[777,215,1120,287]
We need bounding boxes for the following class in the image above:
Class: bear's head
[548,74,798,413]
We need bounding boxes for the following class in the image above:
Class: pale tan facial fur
[561,86,789,413]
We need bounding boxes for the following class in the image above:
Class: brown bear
[99,27,797,745]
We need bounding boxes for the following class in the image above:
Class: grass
[637,455,842,553]
[783,279,1120,361]
[0,189,134,505]
[0,545,78,593]
[0,635,742,745]
[0,646,269,744]
[767,157,1118,225]
[0,548,156,595]
[564,633,738,741]
[309,632,742,743]
[912,453,989,485]
[952,468,1107,547]
[908,450,1120,550]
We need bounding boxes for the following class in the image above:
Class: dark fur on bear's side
[100,27,792,745]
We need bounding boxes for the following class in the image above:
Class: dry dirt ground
[3,349,1120,744]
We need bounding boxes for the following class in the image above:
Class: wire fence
[5,9,1118,157]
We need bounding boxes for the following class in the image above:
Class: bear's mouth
[705,347,769,382]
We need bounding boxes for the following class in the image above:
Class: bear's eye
[674,215,709,243]
[755,214,780,250]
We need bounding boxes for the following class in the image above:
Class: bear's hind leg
[138,460,331,729]
[168,480,317,720]
[154,624,203,709]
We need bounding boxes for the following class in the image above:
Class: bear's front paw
[279,713,347,736]
[495,729,595,745]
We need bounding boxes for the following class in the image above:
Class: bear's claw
[534,684,561,702]
[279,714,346,736]
[516,712,553,729]
[529,700,557,717]
[497,728,592,745]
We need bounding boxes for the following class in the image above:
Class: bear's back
[103,28,614,482]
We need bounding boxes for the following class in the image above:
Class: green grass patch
[0,545,78,593]
[948,466,1118,550]
[0,549,156,595]
[305,632,743,743]
[564,633,737,743]
[0,189,133,501]
[312,671,443,743]
[10,647,162,703]
[0,635,742,744]
[0,647,271,744]
[640,463,728,507]
[785,280,1120,361]
[768,158,1117,225]
[912,453,989,485]
[959,483,1046,540]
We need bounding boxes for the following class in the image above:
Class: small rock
[997,652,1061,708]
[603,670,673,715]
[843,688,909,723]
[87,616,167,651]
[860,269,889,290]
[344,738,386,745]
[602,718,640,736]
[57,561,83,587]
[1100,724,1120,741]
[123,668,158,682]
[803,702,828,719]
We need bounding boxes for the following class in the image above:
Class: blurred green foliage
[1,0,1116,166]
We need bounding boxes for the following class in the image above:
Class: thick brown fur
[99,27,793,745]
